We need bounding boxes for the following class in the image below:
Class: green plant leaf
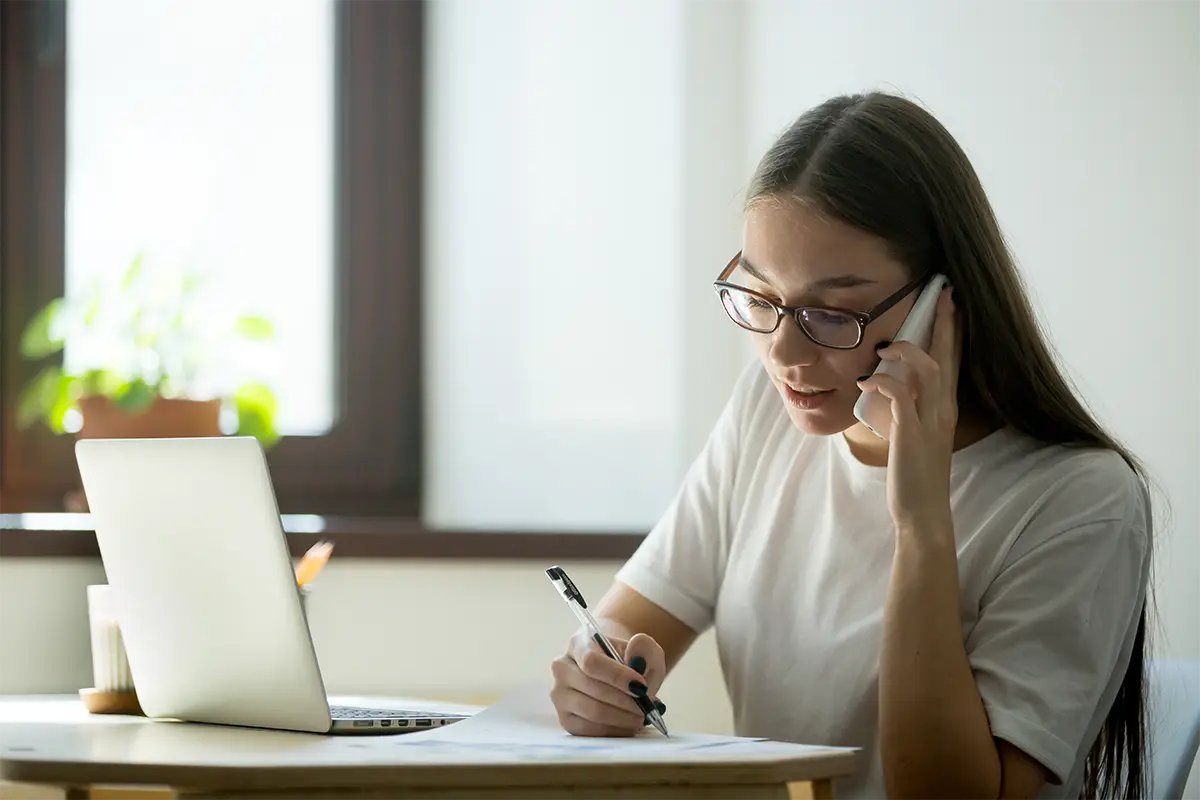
[234,315,275,340]
[79,369,124,398]
[47,382,76,434]
[17,366,66,430]
[83,278,104,326]
[234,382,280,448]
[113,378,157,414]
[121,253,145,292]
[19,299,65,359]
[181,272,206,296]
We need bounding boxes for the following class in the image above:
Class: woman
[548,92,1152,800]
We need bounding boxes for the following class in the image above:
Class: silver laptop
[75,436,470,735]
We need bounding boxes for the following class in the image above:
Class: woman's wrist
[895,510,954,543]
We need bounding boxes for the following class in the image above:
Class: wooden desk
[0,696,856,799]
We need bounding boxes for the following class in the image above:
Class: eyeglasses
[713,251,928,350]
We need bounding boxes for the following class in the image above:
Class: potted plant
[17,254,282,507]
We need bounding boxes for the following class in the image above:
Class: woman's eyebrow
[738,254,878,292]
[736,254,774,285]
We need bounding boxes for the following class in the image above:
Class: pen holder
[81,584,143,715]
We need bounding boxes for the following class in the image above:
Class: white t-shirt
[616,362,1151,800]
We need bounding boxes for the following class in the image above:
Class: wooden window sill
[0,514,644,560]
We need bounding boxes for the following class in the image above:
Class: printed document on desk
[392,682,856,761]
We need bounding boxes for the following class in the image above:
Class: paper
[390,682,854,762]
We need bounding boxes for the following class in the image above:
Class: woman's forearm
[879,522,1001,799]
[594,584,700,672]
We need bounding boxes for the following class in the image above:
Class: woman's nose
[768,317,820,369]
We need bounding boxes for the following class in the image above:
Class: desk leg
[0,784,87,800]
[789,779,836,800]
[177,783,792,799]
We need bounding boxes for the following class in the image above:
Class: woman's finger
[556,658,646,719]
[570,638,649,695]
[875,342,940,419]
[859,372,920,431]
[557,710,639,738]
[550,685,645,731]
[623,633,666,695]
[927,286,958,402]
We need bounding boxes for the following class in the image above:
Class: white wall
[0,559,106,689]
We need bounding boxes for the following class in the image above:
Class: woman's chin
[783,403,856,436]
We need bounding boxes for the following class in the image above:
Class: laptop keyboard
[330,705,460,720]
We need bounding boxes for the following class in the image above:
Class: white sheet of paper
[391,681,855,762]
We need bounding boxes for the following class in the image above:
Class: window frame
[1,0,424,517]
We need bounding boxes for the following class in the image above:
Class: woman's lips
[783,384,834,410]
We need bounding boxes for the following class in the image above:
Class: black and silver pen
[545,565,669,736]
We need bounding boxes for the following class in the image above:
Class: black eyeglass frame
[712,250,929,350]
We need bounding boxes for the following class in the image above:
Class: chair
[1149,659,1200,799]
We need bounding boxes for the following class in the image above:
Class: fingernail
[629,680,649,697]
[857,374,872,383]
[875,340,892,351]
[655,700,667,715]
[628,655,646,675]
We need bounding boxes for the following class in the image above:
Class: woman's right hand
[549,629,667,737]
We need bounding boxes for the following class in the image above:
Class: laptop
[75,436,471,735]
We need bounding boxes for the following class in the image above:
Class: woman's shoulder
[976,428,1152,543]
[956,431,1152,598]
[1014,432,1144,505]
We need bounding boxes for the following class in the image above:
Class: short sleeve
[614,361,763,634]
[966,453,1152,785]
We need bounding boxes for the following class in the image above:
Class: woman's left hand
[857,285,960,537]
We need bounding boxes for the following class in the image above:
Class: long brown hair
[746,92,1151,799]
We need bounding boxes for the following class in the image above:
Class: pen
[545,565,669,737]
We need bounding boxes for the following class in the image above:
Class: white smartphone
[852,273,950,440]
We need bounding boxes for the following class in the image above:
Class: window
[1,0,424,516]
[65,0,336,436]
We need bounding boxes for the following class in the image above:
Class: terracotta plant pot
[65,397,224,511]
[77,396,222,440]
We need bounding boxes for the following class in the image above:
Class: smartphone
[852,273,950,440]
